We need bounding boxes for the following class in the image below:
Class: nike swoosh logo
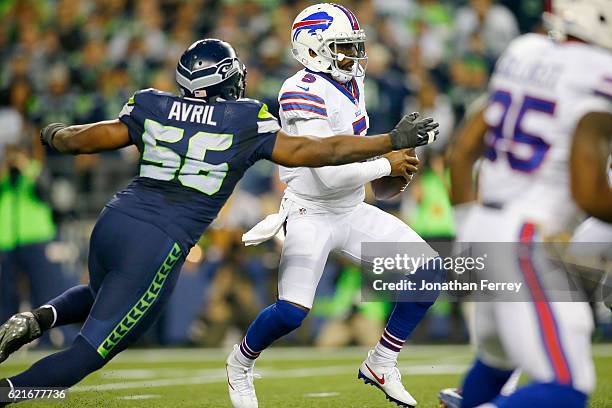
[365,364,385,385]
[296,85,310,91]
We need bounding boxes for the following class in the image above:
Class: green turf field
[1,344,611,407]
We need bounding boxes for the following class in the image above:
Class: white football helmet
[290,3,367,83]
[545,0,612,50]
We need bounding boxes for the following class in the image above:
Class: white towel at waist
[242,199,292,246]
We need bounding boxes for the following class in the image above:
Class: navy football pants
[81,208,184,360]
[9,208,185,388]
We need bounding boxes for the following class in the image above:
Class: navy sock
[494,382,587,408]
[10,335,105,388]
[239,300,308,361]
[462,359,513,408]
[47,285,95,327]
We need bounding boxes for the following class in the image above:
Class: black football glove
[40,123,68,150]
[389,112,439,150]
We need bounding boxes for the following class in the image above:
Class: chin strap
[331,69,352,84]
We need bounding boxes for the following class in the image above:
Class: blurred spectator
[313,265,389,347]
[446,37,489,119]
[365,43,410,135]
[72,38,107,92]
[454,0,519,60]
[501,0,544,33]
[0,144,66,323]
[1,53,30,89]
[97,63,134,120]
[0,81,29,162]
[250,35,293,115]
[56,0,85,53]
[409,0,453,69]
[29,63,98,129]
[406,152,455,241]
[190,230,265,347]
[404,77,455,150]
[134,0,167,63]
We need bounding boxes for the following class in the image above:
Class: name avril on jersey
[168,101,217,125]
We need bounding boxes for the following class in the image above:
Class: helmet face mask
[176,39,247,102]
[291,3,367,83]
[325,35,368,80]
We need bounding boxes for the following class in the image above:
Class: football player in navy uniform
[0,38,438,403]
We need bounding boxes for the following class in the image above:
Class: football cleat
[0,312,42,364]
[226,344,258,408]
[438,388,462,408]
[358,350,417,407]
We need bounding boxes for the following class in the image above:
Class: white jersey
[479,33,612,235]
[277,69,369,213]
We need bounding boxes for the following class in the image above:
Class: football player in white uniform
[225,3,441,408]
[439,1,612,407]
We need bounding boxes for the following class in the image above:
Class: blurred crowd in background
[1,0,610,349]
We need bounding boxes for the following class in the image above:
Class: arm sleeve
[293,118,391,190]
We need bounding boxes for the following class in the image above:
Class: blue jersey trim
[280,92,325,104]
[280,102,328,117]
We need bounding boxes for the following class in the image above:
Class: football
[371,175,408,200]
[372,148,417,200]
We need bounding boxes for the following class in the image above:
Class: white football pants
[458,205,595,395]
[278,201,435,309]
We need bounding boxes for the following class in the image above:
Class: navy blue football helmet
[176,39,246,102]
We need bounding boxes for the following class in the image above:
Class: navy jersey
[108,88,280,253]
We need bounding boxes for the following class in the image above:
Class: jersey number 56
[140,119,233,195]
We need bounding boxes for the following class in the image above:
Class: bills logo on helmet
[292,11,334,41]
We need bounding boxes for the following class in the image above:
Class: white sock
[369,329,405,366]
[234,340,257,367]
[234,350,255,367]
[371,342,399,366]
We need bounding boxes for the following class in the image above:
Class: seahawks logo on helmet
[175,39,246,101]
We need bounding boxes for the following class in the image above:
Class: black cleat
[438,388,462,408]
[0,313,42,364]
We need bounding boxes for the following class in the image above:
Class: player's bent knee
[275,300,308,331]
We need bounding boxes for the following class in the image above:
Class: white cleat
[226,344,258,408]
[358,351,418,407]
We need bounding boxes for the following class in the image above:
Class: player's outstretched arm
[449,107,488,206]
[40,119,132,154]
[270,113,438,167]
[570,111,612,223]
